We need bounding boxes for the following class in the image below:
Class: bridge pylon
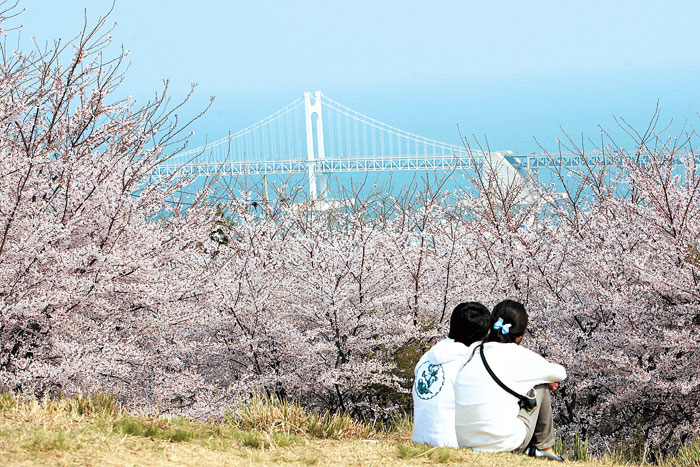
[304,91,327,200]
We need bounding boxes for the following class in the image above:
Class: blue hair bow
[493,317,512,335]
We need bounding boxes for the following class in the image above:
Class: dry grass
[225,394,377,440]
[0,393,693,466]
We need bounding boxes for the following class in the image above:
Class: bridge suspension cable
[320,94,470,157]
[165,96,306,167]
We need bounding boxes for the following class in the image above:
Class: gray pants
[514,384,555,453]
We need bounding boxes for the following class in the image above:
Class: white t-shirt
[412,338,477,448]
[454,342,566,452]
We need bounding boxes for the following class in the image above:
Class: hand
[548,382,559,391]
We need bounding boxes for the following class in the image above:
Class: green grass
[0,393,18,412]
[555,432,591,462]
[396,442,455,463]
[22,428,69,453]
[0,392,699,466]
[668,440,700,467]
[112,414,197,442]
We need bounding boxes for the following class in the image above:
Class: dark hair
[448,302,491,346]
[486,299,528,344]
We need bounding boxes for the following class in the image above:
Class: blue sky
[19,0,700,153]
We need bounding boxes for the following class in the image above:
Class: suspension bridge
[153,91,618,199]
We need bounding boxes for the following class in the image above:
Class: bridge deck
[152,152,687,178]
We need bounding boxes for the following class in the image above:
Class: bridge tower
[304,91,326,200]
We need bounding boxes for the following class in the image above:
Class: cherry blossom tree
[0,0,217,413]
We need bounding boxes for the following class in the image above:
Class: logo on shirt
[414,361,445,400]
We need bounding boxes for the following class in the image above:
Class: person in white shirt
[412,302,491,448]
[455,300,566,461]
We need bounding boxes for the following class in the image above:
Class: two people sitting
[412,300,566,461]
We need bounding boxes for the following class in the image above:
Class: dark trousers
[514,384,555,453]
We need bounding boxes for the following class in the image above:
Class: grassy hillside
[0,394,696,466]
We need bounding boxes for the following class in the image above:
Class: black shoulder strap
[479,343,527,403]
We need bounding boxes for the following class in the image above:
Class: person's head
[486,299,528,344]
[448,302,491,346]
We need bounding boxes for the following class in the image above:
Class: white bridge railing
[153,154,482,178]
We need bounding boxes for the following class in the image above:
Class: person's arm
[515,346,567,385]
